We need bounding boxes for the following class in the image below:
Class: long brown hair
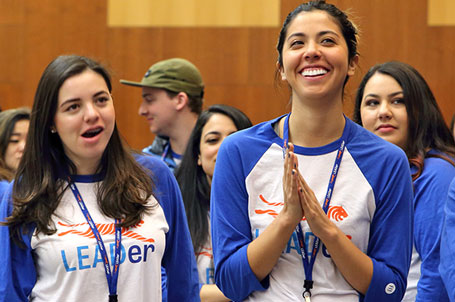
[5,55,155,242]
[176,104,252,254]
[354,61,455,180]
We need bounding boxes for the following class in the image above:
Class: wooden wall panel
[428,0,455,25]
[109,26,284,148]
[108,0,280,27]
[0,0,454,150]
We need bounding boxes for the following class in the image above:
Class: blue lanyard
[161,143,171,161]
[282,113,346,299]
[68,177,121,302]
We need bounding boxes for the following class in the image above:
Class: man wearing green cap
[121,58,204,172]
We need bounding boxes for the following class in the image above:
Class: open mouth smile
[81,127,103,138]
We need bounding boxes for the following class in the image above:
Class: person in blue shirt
[354,60,455,301]
[210,2,413,301]
[0,55,199,302]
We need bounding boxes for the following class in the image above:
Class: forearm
[320,223,373,294]
[200,284,230,302]
[247,214,298,281]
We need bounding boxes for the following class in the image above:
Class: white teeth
[302,68,328,76]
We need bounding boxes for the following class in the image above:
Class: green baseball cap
[120,58,204,98]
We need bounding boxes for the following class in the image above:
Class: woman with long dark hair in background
[176,104,252,301]
[354,60,455,301]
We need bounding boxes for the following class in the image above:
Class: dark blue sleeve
[210,137,267,301]
[137,155,200,302]
[413,158,454,301]
[0,183,37,301]
[353,143,414,302]
[440,177,455,301]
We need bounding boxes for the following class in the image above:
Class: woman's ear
[347,55,359,77]
[277,61,286,81]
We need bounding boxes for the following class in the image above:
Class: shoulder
[344,119,411,195]
[142,136,169,156]
[0,180,10,196]
[414,151,455,186]
[423,151,455,172]
[345,118,408,164]
[135,153,172,176]
[221,116,281,151]
[135,152,178,186]
[134,153,177,194]
[215,116,283,176]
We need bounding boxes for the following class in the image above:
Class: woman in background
[0,107,30,182]
[0,55,199,301]
[354,60,455,301]
[176,104,252,301]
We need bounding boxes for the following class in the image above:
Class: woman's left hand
[295,170,336,240]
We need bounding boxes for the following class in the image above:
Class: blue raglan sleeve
[413,158,454,301]
[143,157,200,302]
[361,151,414,302]
[0,183,37,301]
[440,178,455,301]
[210,137,266,301]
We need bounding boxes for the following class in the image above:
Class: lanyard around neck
[161,143,171,161]
[282,113,346,300]
[68,177,121,302]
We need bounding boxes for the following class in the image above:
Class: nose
[378,101,392,119]
[138,101,148,116]
[304,40,321,60]
[18,139,26,152]
[83,102,100,123]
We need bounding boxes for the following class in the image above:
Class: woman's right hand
[247,142,305,281]
[280,143,304,226]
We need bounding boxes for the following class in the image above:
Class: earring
[50,128,56,133]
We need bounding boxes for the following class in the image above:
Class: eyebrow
[60,90,108,108]
[203,131,221,138]
[286,30,340,42]
[363,91,404,99]
[203,130,237,139]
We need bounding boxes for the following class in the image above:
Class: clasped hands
[281,143,334,240]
